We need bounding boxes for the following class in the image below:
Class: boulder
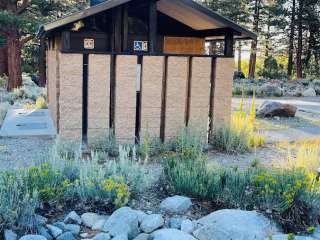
[132,210,148,224]
[46,224,63,238]
[4,230,17,240]
[112,234,128,240]
[93,233,111,240]
[193,209,281,240]
[303,88,317,97]
[53,222,66,231]
[81,213,105,228]
[150,229,196,240]
[180,220,194,234]
[133,233,150,240]
[140,214,164,233]
[257,84,283,97]
[64,211,82,225]
[19,236,46,240]
[267,235,315,240]
[64,224,80,235]
[257,101,297,118]
[36,226,53,240]
[92,218,107,231]
[160,196,192,214]
[169,217,183,229]
[102,207,139,239]
[56,232,75,240]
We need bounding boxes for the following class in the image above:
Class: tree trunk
[7,33,22,91]
[248,0,261,79]
[265,11,271,58]
[237,41,242,72]
[0,46,8,76]
[287,0,296,79]
[38,37,46,87]
[296,0,303,79]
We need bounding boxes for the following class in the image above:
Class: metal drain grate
[16,122,48,130]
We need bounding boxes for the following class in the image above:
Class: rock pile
[7,195,319,240]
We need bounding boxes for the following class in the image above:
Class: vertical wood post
[160,56,168,142]
[112,7,122,52]
[82,54,89,155]
[122,4,129,52]
[224,30,234,57]
[185,56,193,126]
[149,0,157,53]
[209,57,216,142]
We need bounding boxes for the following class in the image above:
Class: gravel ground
[0,136,54,170]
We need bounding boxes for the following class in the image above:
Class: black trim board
[82,54,89,146]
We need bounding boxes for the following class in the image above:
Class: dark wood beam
[224,30,234,57]
[149,0,157,53]
[122,4,129,51]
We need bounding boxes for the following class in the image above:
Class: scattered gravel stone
[102,207,139,239]
[65,224,80,235]
[180,220,193,234]
[151,229,196,240]
[93,233,111,240]
[81,213,104,228]
[4,230,17,240]
[169,218,183,229]
[64,211,82,225]
[56,232,75,240]
[19,235,47,240]
[160,196,192,214]
[133,233,150,240]
[194,209,281,240]
[140,214,164,233]
[46,224,63,238]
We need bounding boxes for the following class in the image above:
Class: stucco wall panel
[58,53,83,140]
[140,56,164,139]
[47,50,58,128]
[88,54,110,137]
[165,57,188,139]
[212,57,234,129]
[189,57,211,135]
[115,55,137,143]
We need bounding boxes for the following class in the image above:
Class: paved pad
[0,109,56,137]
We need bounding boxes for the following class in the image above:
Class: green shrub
[211,97,265,153]
[164,152,320,233]
[0,171,40,231]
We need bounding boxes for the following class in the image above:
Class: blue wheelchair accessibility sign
[134,41,148,51]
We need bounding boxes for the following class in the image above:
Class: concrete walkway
[0,109,56,137]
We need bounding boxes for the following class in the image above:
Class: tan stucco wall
[47,50,58,128]
[58,53,83,140]
[211,57,234,129]
[115,55,137,143]
[140,56,164,139]
[88,54,110,138]
[165,57,188,140]
[189,57,211,135]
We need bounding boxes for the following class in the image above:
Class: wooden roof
[38,0,257,40]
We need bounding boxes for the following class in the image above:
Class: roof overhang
[38,0,257,40]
